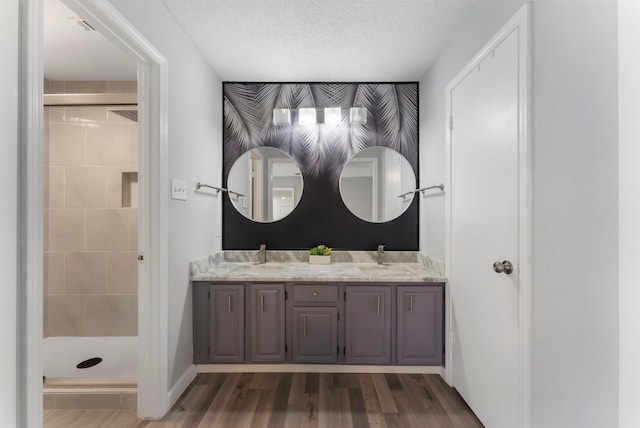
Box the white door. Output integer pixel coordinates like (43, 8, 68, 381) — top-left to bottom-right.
(448, 27, 522, 428)
(272, 187, 294, 220)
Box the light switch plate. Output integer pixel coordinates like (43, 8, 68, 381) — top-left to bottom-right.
(171, 179, 187, 201)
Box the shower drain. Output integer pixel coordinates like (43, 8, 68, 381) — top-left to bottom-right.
(77, 357, 103, 369)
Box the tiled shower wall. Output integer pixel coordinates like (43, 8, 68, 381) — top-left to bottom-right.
(44, 80, 138, 337)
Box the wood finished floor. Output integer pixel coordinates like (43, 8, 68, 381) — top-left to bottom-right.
(44, 372, 484, 428)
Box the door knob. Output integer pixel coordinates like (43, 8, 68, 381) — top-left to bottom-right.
(493, 260, 514, 274)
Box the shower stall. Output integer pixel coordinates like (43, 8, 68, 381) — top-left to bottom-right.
(42, 84, 139, 406)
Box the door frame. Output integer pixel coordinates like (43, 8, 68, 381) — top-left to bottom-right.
(251, 153, 263, 221)
(21, 0, 170, 422)
(444, 4, 531, 427)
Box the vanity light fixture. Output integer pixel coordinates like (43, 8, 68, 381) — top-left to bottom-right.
(324, 107, 342, 126)
(272, 108, 291, 125)
(298, 108, 317, 126)
(349, 107, 367, 124)
(272, 107, 367, 126)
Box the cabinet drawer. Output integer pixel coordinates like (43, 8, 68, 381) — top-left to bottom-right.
(292, 284, 339, 303)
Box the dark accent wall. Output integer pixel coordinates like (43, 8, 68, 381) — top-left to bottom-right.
(222, 82, 419, 250)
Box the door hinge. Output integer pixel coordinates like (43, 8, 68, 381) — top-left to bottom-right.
(208, 290, 210, 299)
(208, 346, 210, 355)
(337, 346, 339, 356)
(137, 253, 144, 261)
(337, 312, 339, 322)
(344, 291, 347, 301)
(285, 344, 288, 354)
(285, 290, 288, 301)
(449, 115, 454, 131)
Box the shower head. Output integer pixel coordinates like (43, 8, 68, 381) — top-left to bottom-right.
(109, 109, 138, 123)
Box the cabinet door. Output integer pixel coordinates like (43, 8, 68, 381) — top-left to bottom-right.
(397, 285, 444, 365)
(193, 282, 211, 364)
(345, 286, 391, 364)
(210, 284, 244, 363)
(292, 307, 338, 363)
(248, 284, 285, 362)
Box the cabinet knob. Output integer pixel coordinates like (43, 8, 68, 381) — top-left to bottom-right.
(312, 291, 319, 297)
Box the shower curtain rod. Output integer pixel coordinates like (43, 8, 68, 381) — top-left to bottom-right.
(43, 93, 137, 107)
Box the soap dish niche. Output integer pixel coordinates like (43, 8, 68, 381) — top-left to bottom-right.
(121, 172, 138, 208)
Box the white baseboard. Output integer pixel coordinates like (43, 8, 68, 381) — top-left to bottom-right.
(196, 364, 443, 374)
(167, 365, 197, 408)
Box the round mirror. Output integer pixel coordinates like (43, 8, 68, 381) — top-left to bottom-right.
(227, 147, 304, 223)
(339, 147, 416, 223)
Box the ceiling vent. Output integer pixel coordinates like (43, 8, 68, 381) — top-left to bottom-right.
(77, 19, 96, 32)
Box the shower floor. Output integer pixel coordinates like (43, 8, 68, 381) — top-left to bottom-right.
(43, 336, 137, 379)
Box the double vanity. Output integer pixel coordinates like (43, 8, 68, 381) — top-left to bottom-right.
(190, 250, 445, 367)
(201, 83, 437, 369)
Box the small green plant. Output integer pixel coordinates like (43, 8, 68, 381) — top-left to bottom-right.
(309, 244, 332, 256)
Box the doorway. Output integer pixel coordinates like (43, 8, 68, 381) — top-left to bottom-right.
(340, 157, 378, 222)
(22, 0, 170, 423)
(268, 157, 304, 222)
(42, 0, 140, 409)
(445, 5, 530, 428)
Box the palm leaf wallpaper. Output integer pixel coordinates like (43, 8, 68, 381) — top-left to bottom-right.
(222, 82, 419, 250)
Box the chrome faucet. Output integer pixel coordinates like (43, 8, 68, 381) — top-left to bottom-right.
(258, 244, 267, 264)
(377, 244, 385, 265)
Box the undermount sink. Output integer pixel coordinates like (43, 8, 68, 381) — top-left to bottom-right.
(358, 264, 415, 275)
(231, 264, 284, 274)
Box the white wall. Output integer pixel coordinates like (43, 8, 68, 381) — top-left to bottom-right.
(106, 0, 223, 398)
(0, 1, 19, 425)
(421, 1, 620, 426)
(618, 1, 640, 426)
(418, 0, 525, 260)
(532, 1, 618, 427)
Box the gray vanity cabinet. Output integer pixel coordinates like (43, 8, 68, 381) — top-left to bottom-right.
(290, 283, 341, 364)
(292, 307, 338, 363)
(193, 281, 244, 364)
(209, 284, 245, 363)
(247, 283, 285, 363)
(194, 280, 445, 367)
(345, 286, 392, 364)
(193, 282, 245, 364)
(192, 282, 210, 364)
(396, 285, 444, 365)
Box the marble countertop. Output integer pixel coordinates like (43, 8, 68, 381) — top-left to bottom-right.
(190, 251, 446, 283)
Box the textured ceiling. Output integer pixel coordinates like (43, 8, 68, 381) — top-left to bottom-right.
(160, 0, 476, 81)
(44, 0, 137, 81)
(43, 0, 476, 83)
